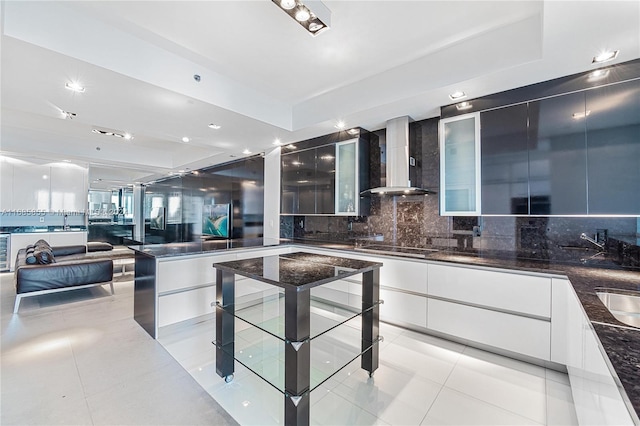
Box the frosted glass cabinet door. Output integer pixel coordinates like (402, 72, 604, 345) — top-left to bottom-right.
(439, 112, 481, 215)
(335, 139, 358, 215)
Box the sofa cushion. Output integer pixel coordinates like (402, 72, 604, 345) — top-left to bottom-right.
(33, 248, 55, 264)
(87, 242, 114, 252)
(34, 239, 50, 249)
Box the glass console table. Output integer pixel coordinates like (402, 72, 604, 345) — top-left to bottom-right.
(212, 252, 383, 426)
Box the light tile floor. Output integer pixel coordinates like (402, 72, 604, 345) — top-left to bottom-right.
(1, 272, 579, 425)
(0, 273, 237, 426)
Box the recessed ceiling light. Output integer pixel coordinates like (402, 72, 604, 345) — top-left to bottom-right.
(347, 128, 359, 136)
(286, 144, 297, 150)
(124, 133, 133, 140)
(280, 0, 296, 10)
(295, 6, 310, 21)
(592, 50, 619, 64)
(182, 137, 190, 143)
(334, 120, 346, 129)
(242, 149, 252, 155)
(588, 69, 610, 81)
(208, 123, 221, 129)
(456, 101, 473, 111)
(449, 91, 467, 100)
(273, 138, 283, 146)
(61, 110, 77, 120)
(572, 110, 591, 119)
(65, 81, 85, 93)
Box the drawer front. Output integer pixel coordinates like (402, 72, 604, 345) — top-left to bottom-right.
(158, 253, 237, 293)
(380, 288, 427, 328)
(428, 299, 550, 360)
(380, 258, 428, 294)
(428, 264, 551, 318)
(158, 286, 215, 328)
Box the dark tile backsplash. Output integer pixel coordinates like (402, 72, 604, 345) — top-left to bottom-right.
(281, 117, 640, 271)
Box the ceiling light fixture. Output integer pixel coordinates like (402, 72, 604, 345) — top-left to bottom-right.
(91, 128, 133, 140)
(272, 0, 330, 36)
(65, 81, 85, 93)
(242, 149, 252, 155)
(347, 128, 359, 136)
(208, 123, 221, 129)
(572, 110, 591, 119)
(273, 139, 283, 146)
(295, 6, 310, 21)
(456, 101, 473, 111)
(182, 137, 190, 143)
(592, 50, 619, 64)
(449, 91, 467, 100)
(61, 110, 76, 120)
(334, 120, 346, 130)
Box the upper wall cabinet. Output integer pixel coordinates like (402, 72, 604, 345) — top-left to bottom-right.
(439, 113, 481, 216)
(481, 104, 529, 214)
(335, 140, 358, 215)
(281, 134, 369, 216)
(585, 80, 640, 215)
(528, 92, 588, 215)
(281, 147, 334, 215)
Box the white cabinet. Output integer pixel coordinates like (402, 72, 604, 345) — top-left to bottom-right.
(428, 298, 551, 360)
(12, 163, 51, 211)
(47, 231, 87, 247)
(551, 278, 635, 425)
(50, 164, 87, 212)
(428, 264, 551, 318)
(379, 258, 427, 293)
(2, 158, 88, 212)
(1, 160, 13, 210)
(439, 112, 481, 215)
(380, 288, 427, 328)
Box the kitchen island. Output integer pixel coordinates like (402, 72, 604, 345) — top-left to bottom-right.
(213, 252, 382, 426)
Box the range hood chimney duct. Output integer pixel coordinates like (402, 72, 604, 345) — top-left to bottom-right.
(361, 116, 434, 196)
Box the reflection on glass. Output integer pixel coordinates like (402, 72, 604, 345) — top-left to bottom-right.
(335, 140, 357, 215)
(440, 113, 480, 215)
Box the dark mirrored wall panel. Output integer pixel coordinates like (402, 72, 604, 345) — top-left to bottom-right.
(480, 104, 529, 214)
(528, 92, 588, 215)
(586, 79, 640, 215)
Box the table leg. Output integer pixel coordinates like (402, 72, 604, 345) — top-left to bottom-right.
(361, 268, 380, 376)
(215, 269, 235, 381)
(284, 287, 311, 426)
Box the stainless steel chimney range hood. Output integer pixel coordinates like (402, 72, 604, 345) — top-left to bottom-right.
(361, 116, 435, 196)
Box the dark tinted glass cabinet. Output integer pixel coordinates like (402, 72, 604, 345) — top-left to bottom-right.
(585, 80, 640, 215)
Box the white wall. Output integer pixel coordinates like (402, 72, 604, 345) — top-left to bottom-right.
(263, 147, 281, 245)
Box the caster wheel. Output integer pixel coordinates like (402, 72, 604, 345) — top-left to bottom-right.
(225, 374, 234, 383)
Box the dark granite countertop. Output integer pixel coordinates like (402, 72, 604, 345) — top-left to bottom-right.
(214, 252, 382, 291)
(129, 238, 268, 257)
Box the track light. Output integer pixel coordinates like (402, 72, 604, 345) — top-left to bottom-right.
(272, 0, 331, 36)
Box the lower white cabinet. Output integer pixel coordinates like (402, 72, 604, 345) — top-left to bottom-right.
(380, 288, 427, 328)
(552, 279, 635, 425)
(427, 298, 551, 361)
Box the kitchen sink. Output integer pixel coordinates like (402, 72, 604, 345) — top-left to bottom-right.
(597, 292, 640, 328)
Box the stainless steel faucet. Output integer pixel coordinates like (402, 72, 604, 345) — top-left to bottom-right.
(580, 233, 605, 250)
